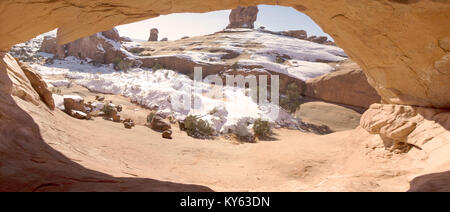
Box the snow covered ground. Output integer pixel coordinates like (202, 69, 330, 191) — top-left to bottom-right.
(13, 28, 349, 135)
(123, 29, 347, 81)
(32, 57, 300, 134)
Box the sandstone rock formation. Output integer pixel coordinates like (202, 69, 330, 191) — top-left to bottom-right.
(1, 0, 447, 108)
(17, 61, 55, 110)
(0, 0, 450, 192)
(304, 61, 381, 108)
(124, 118, 135, 129)
(40, 28, 126, 64)
(162, 130, 173, 139)
(281, 30, 308, 40)
(0, 53, 41, 106)
(148, 28, 159, 41)
(227, 6, 258, 29)
(361, 103, 450, 152)
(0, 52, 213, 192)
(150, 114, 172, 132)
(64, 96, 87, 114)
(308, 36, 328, 44)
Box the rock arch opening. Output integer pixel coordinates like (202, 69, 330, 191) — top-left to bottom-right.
(1, 0, 449, 192)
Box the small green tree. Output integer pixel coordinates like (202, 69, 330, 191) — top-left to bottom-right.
(146, 112, 156, 124)
(184, 115, 214, 138)
(113, 58, 130, 72)
(253, 118, 272, 138)
(231, 62, 239, 70)
(152, 62, 163, 71)
(102, 103, 115, 117)
(280, 83, 302, 113)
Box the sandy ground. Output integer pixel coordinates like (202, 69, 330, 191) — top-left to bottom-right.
(295, 99, 364, 132)
(21, 84, 423, 192)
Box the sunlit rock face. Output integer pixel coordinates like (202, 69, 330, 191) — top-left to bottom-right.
(0, 0, 449, 108)
(226, 6, 259, 29)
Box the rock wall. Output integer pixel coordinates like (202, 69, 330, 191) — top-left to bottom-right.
(40, 28, 126, 64)
(304, 61, 381, 108)
(1, 0, 448, 109)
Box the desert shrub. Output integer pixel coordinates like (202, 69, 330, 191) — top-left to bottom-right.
(129, 47, 145, 54)
(152, 62, 163, 71)
(280, 83, 302, 113)
(183, 115, 214, 138)
(146, 112, 156, 124)
(231, 62, 239, 70)
(51, 88, 62, 95)
(113, 58, 130, 72)
(235, 119, 255, 143)
(102, 102, 115, 117)
(139, 52, 152, 57)
(253, 118, 272, 138)
(275, 56, 286, 64)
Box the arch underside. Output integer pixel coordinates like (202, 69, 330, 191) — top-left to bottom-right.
(1, 0, 449, 108)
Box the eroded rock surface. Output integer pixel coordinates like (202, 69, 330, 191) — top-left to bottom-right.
(1, 0, 448, 108)
(361, 103, 450, 150)
(227, 6, 259, 29)
(304, 60, 381, 108)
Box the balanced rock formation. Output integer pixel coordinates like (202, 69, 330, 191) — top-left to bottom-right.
(304, 60, 381, 108)
(226, 6, 258, 29)
(148, 28, 159, 41)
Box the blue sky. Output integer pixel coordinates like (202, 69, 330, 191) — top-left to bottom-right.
(117, 5, 330, 41)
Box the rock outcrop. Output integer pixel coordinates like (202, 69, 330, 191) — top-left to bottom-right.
(281, 30, 308, 40)
(40, 28, 126, 64)
(16, 61, 55, 110)
(148, 28, 159, 41)
(1, 0, 447, 108)
(227, 6, 258, 29)
(304, 61, 381, 108)
(0, 52, 213, 191)
(361, 104, 450, 152)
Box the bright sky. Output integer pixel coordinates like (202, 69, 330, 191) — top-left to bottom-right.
(116, 5, 331, 42)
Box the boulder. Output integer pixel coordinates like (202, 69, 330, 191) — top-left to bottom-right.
(120, 36, 133, 42)
(160, 37, 168, 42)
(148, 28, 159, 41)
(304, 60, 381, 108)
(102, 28, 121, 42)
(282, 30, 307, 40)
(17, 61, 55, 110)
(162, 130, 173, 139)
(70, 110, 91, 120)
(150, 114, 171, 132)
(63, 95, 86, 114)
(124, 118, 135, 129)
(226, 6, 258, 29)
(308, 36, 328, 44)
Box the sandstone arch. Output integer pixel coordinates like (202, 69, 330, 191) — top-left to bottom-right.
(0, 0, 450, 192)
(1, 0, 449, 108)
